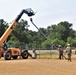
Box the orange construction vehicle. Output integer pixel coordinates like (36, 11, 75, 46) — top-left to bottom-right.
(0, 8, 35, 60)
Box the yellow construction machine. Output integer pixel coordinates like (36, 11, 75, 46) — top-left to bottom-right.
(0, 8, 35, 60)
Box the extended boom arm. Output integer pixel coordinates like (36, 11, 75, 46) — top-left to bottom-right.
(0, 8, 35, 46)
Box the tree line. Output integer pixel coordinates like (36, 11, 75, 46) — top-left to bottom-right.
(0, 19, 76, 49)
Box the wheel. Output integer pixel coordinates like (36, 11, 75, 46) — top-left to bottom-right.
(4, 50, 11, 60)
(21, 50, 28, 59)
(12, 56, 18, 59)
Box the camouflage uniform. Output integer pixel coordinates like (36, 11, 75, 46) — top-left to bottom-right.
(66, 44, 72, 62)
(58, 45, 63, 60)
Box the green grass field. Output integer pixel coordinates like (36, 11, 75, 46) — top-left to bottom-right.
(34, 50, 76, 60)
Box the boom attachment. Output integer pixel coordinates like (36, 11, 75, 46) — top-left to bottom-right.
(0, 8, 35, 46)
(15, 8, 35, 22)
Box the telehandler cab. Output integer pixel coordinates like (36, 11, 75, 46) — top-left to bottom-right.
(0, 8, 35, 60)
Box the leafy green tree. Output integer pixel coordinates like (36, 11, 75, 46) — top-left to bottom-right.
(0, 19, 8, 37)
(52, 38, 65, 47)
(66, 37, 76, 47)
(0, 18, 76, 48)
(41, 40, 51, 48)
(72, 39, 76, 47)
(57, 21, 74, 42)
(11, 19, 29, 43)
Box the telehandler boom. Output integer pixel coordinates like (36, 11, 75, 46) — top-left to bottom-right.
(0, 8, 35, 60)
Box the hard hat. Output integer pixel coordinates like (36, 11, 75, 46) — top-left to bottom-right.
(58, 45, 61, 48)
(67, 44, 70, 46)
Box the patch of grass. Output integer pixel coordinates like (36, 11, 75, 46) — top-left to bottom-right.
(37, 51, 58, 59)
(36, 50, 76, 60)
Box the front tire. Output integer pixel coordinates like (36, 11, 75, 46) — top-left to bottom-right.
(21, 50, 28, 59)
(4, 50, 11, 60)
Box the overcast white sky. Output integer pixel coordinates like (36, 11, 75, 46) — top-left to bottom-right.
(0, 0, 76, 31)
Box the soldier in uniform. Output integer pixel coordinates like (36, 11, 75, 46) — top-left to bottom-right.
(58, 45, 63, 60)
(66, 44, 72, 62)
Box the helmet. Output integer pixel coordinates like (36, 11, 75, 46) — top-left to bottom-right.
(58, 45, 61, 48)
(67, 44, 70, 47)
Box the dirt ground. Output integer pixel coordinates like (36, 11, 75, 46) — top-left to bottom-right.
(0, 58, 76, 75)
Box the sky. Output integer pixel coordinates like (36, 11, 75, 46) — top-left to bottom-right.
(0, 0, 76, 31)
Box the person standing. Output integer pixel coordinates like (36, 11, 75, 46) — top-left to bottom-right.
(58, 45, 63, 60)
(66, 44, 72, 62)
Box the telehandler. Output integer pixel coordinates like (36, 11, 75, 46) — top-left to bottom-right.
(0, 8, 35, 60)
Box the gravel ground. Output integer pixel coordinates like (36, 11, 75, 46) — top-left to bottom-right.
(0, 58, 76, 75)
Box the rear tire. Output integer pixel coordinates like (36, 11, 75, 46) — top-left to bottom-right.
(21, 50, 28, 59)
(4, 50, 11, 60)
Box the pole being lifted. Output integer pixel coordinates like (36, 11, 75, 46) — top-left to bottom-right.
(30, 18, 57, 49)
(30, 18, 51, 43)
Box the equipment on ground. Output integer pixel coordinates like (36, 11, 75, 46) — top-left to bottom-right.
(32, 49, 37, 59)
(0, 8, 35, 60)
